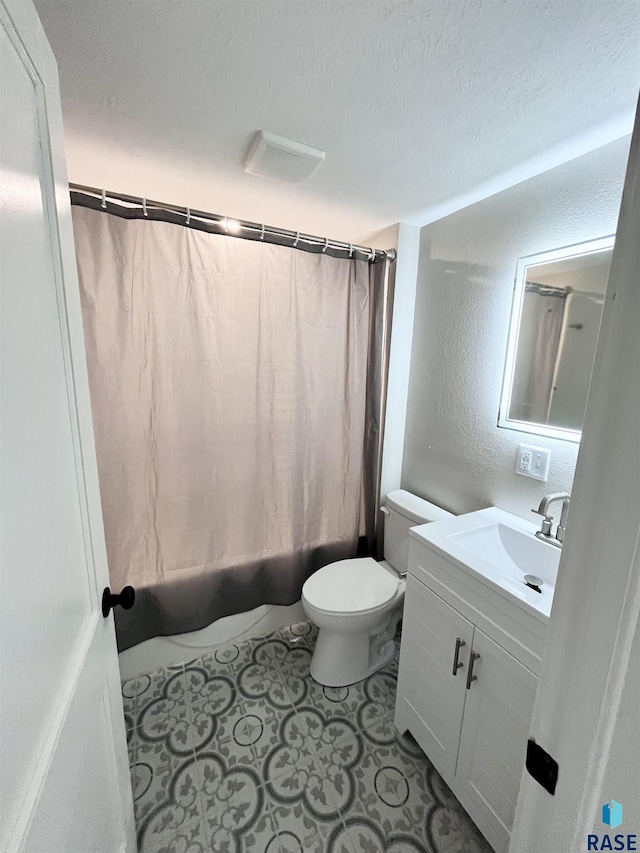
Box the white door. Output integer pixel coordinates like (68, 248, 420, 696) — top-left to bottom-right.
(0, 1, 135, 851)
(510, 106, 640, 853)
(455, 629, 538, 853)
(395, 576, 473, 780)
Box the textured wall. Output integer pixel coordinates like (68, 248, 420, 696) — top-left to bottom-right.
(402, 138, 630, 521)
(34, 1, 639, 240)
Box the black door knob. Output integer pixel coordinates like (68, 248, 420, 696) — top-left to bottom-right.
(102, 585, 136, 618)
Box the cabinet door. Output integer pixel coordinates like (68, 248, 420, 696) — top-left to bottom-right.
(455, 628, 538, 853)
(396, 575, 474, 780)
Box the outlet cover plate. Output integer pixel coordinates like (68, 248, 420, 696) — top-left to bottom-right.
(516, 444, 551, 481)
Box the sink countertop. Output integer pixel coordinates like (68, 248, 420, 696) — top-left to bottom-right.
(409, 507, 561, 621)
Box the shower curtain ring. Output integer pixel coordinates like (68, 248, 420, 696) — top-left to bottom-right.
(101, 189, 107, 210)
(349, 244, 353, 257)
(260, 224, 265, 240)
(322, 237, 329, 253)
(186, 207, 191, 225)
(370, 247, 376, 261)
(142, 197, 148, 217)
(293, 232, 300, 248)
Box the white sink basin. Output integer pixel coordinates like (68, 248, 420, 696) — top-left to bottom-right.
(449, 522, 560, 585)
(410, 507, 561, 619)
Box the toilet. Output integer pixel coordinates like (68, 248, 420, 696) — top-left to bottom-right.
(302, 489, 453, 687)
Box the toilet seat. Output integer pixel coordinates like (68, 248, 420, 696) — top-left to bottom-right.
(302, 557, 399, 615)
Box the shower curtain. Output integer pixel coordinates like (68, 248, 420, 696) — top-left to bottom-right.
(72, 204, 392, 649)
(509, 287, 566, 424)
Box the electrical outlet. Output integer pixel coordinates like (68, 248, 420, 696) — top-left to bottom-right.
(516, 444, 551, 481)
(519, 449, 532, 472)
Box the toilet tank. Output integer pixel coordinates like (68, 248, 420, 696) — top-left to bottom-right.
(383, 489, 454, 573)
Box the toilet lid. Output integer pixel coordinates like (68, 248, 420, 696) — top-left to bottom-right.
(302, 558, 398, 614)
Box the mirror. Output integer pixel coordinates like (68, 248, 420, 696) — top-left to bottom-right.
(499, 237, 614, 442)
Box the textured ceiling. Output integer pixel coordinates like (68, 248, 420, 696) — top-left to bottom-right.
(35, 0, 640, 242)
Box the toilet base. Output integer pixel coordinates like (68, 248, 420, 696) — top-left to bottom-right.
(309, 606, 402, 688)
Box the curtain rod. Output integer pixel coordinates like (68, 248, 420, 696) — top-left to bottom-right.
(525, 281, 569, 298)
(69, 183, 396, 263)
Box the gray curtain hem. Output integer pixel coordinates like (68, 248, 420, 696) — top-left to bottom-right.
(115, 540, 356, 651)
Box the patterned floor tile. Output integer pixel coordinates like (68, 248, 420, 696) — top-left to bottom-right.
(305, 721, 364, 816)
(195, 757, 276, 851)
(196, 639, 257, 680)
(125, 620, 494, 853)
(278, 648, 398, 736)
(341, 814, 432, 852)
(140, 817, 206, 853)
(260, 708, 318, 788)
(293, 707, 362, 761)
(340, 668, 398, 733)
(134, 754, 202, 850)
(190, 685, 284, 773)
(440, 824, 495, 853)
(276, 644, 316, 706)
(122, 665, 189, 733)
(265, 768, 342, 853)
(183, 662, 246, 754)
(274, 620, 319, 649)
(429, 772, 494, 853)
(346, 734, 436, 849)
(323, 821, 359, 853)
(235, 643, 295, 713)
(238, 696, 290, 765)
(128, 729, 196, 825)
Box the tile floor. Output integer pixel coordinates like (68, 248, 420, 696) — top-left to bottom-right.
(122, 621, 493, 853)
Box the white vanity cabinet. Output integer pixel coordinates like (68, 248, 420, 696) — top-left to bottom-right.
(395, 539, 545, 853)
(399, 577, 474, 781)
(454, 626, 537, 844)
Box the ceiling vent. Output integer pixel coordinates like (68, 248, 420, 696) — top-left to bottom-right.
(244, 131, 325, 183)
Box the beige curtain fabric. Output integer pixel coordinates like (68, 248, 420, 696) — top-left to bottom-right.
(509, 290, 565, 424)
(72, 205, 376, 649)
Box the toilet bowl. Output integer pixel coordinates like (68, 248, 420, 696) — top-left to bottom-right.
(302, 558, 405, 687)
(302, 490, 453, 687)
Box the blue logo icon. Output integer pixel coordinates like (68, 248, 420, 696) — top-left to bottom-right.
(588, 800, 634, 849)
(602, 800, 623, 830)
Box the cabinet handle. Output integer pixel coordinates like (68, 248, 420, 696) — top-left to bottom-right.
(466, 651, 480, 689)
(452, 638, 466, 675)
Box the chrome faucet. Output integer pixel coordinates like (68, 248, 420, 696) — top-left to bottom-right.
(532, 493, 571, 548)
